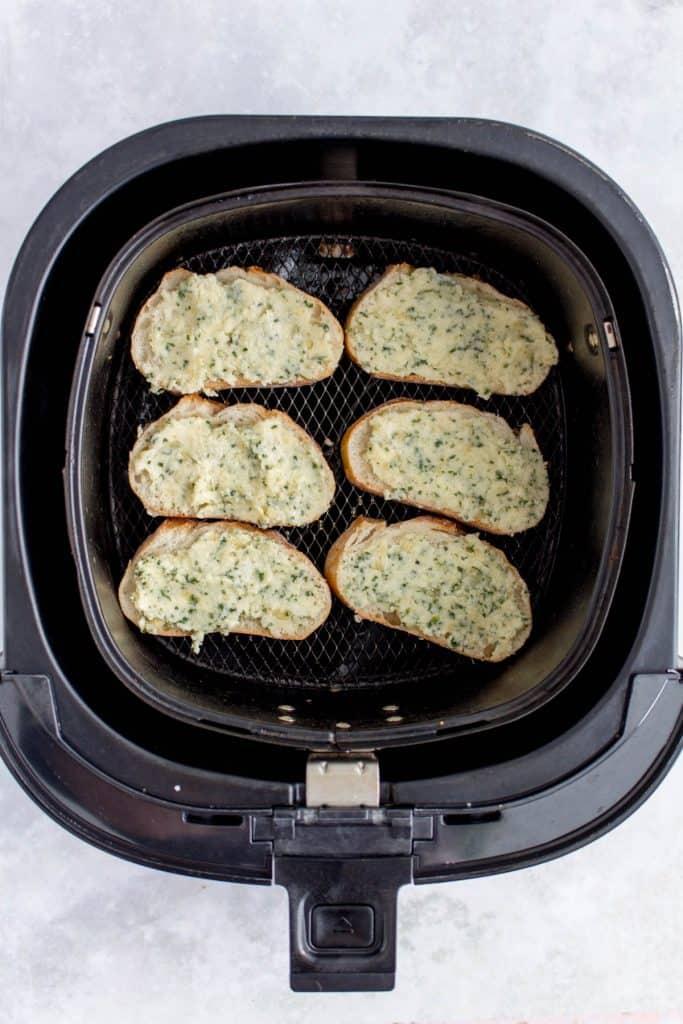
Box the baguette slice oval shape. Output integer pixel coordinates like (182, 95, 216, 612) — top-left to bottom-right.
(345, 264, 558, 397)
(342, 399, 548, 534)
(132, 267, 343, 394)
(129, 395, 335, 527)
(325, 516, 532, 662)
(119, 519, 332, 650)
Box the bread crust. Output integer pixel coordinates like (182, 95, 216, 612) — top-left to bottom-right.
(344, 263, 557, 396)
(341, 398, 546, 535)
(128, 394, 335, 524)
(131, 266, 343, 392)
(324, 515, 531, 661)
(119, 518, 332, 641)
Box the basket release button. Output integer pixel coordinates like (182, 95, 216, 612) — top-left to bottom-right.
(310, 904, 375, 950)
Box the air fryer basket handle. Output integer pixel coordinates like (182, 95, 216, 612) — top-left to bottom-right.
(274, 856, 412, 992)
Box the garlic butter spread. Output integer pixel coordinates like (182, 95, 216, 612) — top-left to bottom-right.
(132, 412, 331, 526)
(349, 267, 558, 397)
(136, 272, 338, 392)
(365, 405, 548, 533)
(338, 527, 530, 660)
(131, 525, 328, 650)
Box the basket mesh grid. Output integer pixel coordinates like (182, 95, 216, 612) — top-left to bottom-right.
(107, 234, 566, 690)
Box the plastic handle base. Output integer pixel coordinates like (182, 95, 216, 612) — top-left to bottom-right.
(274, 856, 413, 992)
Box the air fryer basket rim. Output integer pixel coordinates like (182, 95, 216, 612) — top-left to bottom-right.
(65, 180, 634, 747)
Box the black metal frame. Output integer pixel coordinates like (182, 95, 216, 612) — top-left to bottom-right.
(2, 117, 680, 992)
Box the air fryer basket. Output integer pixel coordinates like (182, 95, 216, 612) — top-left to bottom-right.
(5, 117, 679, 995)
(66, 183, 633, 745)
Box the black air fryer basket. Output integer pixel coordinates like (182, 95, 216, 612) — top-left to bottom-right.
(2, 118, 681, 992)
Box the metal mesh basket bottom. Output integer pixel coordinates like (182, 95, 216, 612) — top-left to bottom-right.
(107, 234, 566, 691)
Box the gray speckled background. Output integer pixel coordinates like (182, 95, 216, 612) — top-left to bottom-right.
(1, 1, 682, 1021)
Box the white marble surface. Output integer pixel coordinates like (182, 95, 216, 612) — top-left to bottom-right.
(1, 1, 683, 1021)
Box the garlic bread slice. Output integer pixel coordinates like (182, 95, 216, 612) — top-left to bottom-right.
(120, 519, 332, 650)
(129, 395, 335, 527)
(342, 399, 548, 534)
(345, 264, 558, 397)
(132, 267, 343, 393)
(325, 515, 531, 661)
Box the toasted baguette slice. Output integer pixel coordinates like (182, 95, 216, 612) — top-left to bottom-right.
(131, 267, 343, 394)
(342, 399, 548, 534)
(325, 516, 531, 661)
(129, 395, 335, 527)
(345, 264, 558, 397)
(120, 519, 332, 649)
